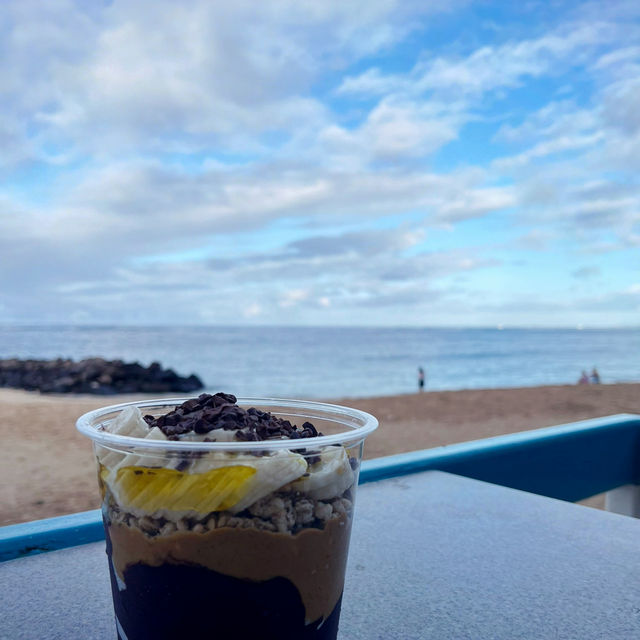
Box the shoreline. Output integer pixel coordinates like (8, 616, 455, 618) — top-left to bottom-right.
(3, 377, 637, 402)
(2, 383, 639, 526)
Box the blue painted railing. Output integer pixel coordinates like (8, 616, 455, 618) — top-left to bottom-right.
(0, 509, 104, 563)
(360, 414, 640, 502)
(2, 414, 639, 563)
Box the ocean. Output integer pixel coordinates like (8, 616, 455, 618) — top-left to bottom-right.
(0, 326, 638, 399)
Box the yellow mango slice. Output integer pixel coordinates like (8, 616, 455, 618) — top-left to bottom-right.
(114, 465, 257, 514)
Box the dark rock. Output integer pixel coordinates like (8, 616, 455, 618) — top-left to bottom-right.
(0, 358, 205, 395)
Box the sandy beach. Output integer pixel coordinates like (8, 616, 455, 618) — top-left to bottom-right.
(1, 383, 639, 526)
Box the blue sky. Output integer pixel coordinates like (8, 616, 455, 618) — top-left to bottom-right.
(1, 0, 639, 327)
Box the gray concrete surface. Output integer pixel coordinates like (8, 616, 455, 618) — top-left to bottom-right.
(2, 470, 639, 639)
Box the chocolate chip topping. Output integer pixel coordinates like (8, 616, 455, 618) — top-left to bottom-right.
(144, 393, 324, 441)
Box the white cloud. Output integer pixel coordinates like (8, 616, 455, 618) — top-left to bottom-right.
(493, 132, 606, 171)
(486, 33, 640, 254)
(279, 289, 309, 308)
(320, 99, 460, 162)
(1, 0, 462, 163)
(335, 68, 403, 96)
(243, 303, 263, 319)
(337, 21, 616, 101)
(1, 0, 639, 326)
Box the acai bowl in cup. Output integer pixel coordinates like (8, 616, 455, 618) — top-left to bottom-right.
(76, 392, 378, 640)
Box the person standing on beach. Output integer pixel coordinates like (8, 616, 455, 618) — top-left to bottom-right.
(590, 367, 601, 384)
(578, 370, 589, 385)
(418, 367, 425, 392)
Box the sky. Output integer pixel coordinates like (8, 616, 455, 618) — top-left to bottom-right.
(1, 0, 639, 327)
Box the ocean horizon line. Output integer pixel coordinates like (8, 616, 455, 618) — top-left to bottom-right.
(1, 323, 639, 332)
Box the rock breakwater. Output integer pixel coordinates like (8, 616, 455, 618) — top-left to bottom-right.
(0, 357, 204, 394)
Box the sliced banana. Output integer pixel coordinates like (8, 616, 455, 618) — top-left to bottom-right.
(189, 449, 309, 513)
(178, 428, 238, 443)
(109, 405, 149, 437)
(104, 449, 307, 517)
(226, 450, 308, 513)
(288, 446, 354, 500)
(111, 427, 168, 471)
(98, 406, 151, 467)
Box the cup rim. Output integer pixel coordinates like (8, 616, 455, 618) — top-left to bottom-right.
(76, 396, 378, 452)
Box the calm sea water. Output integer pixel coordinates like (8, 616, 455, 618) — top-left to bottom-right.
(0, 326, 638, 399)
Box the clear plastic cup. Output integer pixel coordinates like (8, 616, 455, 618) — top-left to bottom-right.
(77, 396, 377, 640)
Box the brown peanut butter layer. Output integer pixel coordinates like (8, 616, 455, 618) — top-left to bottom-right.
(108, 514, 351, 624)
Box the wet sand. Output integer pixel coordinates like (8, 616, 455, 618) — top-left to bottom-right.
(1, 383, 639, 526)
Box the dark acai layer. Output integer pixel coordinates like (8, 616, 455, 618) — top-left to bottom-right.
(110, 562, 342, 640)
